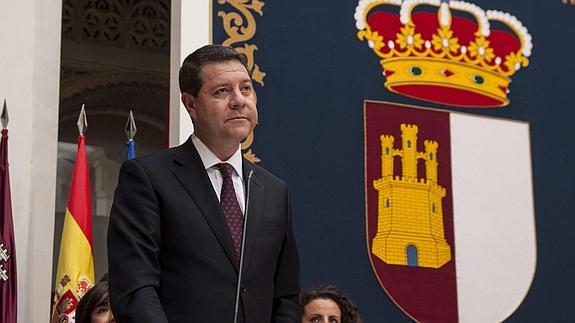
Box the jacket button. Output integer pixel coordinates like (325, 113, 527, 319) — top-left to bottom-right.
(241, 285, 247, 293)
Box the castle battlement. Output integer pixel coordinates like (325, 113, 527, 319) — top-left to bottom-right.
(374, 176, 446, 197)
(374, 175, 446, 188)
(400, 124, 418, 131)
(378, 123, 441, 183)
(424, 140, 438, 149)
(400, 124, 419, 138)
(380, 134, 394, 142)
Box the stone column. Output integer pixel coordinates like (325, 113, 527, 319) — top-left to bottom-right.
(169, 1, 212, 146)
(0, 0, 62, 321)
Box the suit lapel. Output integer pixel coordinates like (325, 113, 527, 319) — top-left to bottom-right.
(242, 161, 264, 275)
(172, 139, 239, 271)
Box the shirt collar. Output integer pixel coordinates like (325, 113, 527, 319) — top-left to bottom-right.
(191, 133, 243, 177)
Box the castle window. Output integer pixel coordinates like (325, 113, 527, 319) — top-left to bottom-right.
(432, 203, 436, 213)
(385, 147, 390, 155)
(386, 199, 390, 207)
(407, 245, 418, 267)
(407, 140, 411, 148)
(429, 152, 434, 160)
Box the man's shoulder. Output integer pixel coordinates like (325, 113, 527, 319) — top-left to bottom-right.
(123, 144, 184, 171)
(140, 146, 178, 162)
(245, 161, 288, 188)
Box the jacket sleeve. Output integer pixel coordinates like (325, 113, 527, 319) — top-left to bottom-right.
(107, 159, 168, 323)
(272, 187, 303, 322)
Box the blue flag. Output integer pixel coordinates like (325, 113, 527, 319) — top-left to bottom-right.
(126, 139, 136, 160)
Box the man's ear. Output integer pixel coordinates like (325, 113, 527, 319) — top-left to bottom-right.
(181, 92, 197, 119)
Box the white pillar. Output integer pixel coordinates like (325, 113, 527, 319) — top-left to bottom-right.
(169, 0, 212, 146)
(0, 1, 61, 321)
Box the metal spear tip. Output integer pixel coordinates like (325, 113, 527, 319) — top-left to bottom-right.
(125, 110, 137, 140)
(1, 99, 8, 128)
(77, 104, 88, 135)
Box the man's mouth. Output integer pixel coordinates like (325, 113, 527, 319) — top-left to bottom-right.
(227, 116, 247, 121)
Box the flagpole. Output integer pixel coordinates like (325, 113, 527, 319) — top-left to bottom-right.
(125, 110, 137, 160)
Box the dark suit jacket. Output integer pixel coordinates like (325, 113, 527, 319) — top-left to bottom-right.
(107, 138, 301, 322)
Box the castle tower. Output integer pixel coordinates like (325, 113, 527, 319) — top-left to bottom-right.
(424, 140, 439, 182)
(400, 124, 418, 179)
(372, 124, 451, 269)
(380, 135, 394, 177)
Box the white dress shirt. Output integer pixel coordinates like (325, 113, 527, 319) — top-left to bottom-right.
(191, 134, 245, 214)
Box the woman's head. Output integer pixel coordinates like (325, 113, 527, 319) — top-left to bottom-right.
(75, 281, 114, 323)
(300, 285, 362, 323)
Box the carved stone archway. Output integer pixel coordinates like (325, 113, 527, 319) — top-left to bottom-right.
(54, 0, 171, 283)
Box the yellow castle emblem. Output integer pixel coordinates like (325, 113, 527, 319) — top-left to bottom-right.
(372, 124, 451, 269)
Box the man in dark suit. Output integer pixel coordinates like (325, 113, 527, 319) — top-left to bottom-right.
(107, 45, 301, 322)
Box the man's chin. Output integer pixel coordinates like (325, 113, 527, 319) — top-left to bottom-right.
(227, 129, 253, 144)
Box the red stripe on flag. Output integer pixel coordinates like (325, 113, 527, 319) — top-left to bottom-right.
(66, 135, 93, 247)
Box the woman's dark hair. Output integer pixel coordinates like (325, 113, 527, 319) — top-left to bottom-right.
(300, 284, 363, 323)
(75, 281, 110, 323)
(178, 44, 250, 97)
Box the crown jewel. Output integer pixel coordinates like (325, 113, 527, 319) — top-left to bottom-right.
(355, 0, 533, 107)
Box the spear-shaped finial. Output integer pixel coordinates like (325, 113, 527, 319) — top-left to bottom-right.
(1, 99, 9, 129)
(77, 104, 88, 135)
(125, 110, 137, 140)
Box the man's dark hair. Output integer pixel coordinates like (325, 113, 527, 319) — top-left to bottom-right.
(179, 45, 250, 97)
(300, 284, 363, 323)
(75, 281, 111, 323)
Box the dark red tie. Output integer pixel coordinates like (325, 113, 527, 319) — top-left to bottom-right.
(215, 163, 244, 258)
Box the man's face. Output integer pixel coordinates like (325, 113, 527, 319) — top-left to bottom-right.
(182, 60, 258, 149)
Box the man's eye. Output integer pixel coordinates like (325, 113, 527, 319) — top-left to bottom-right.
(241, 85, 252, 93)
(215, 88, 228, 95)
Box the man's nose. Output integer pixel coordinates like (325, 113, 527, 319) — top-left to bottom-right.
(229, 87, 246, 109)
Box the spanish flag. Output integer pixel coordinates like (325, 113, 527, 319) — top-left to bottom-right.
(52, 133, 94, 322)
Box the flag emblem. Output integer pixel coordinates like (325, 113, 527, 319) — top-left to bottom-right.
(0, 243, 10, 282)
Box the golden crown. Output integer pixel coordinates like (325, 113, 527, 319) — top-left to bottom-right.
(355, 0, 533, 107)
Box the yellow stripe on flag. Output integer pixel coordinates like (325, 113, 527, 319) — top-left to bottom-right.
(52, 208, 94, 317)
(55, 207, 94, 290)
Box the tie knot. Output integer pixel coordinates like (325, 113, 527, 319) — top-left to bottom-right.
(216, 163, 235, 179)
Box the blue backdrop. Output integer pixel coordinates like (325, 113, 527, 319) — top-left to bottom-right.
(213, 1, 575, 321)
